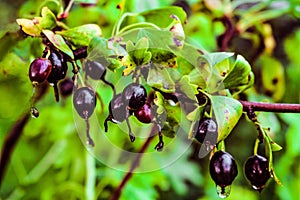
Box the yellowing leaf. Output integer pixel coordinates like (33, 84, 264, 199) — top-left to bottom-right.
(57, 24, 102, 46)
(42, 30, 74, 59)
(16, 18, 41, 36)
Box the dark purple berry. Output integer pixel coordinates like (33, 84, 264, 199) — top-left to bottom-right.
(59, 78, 74, 98)
(85, 59, 107, 80)
(210, 151, 238, 187)
(29, 58, 52, 84)
(122, 83, 147, 110)
(104, 94, 134, 142)
(47, 49, 68, 83)
(84, 59, 116, 95)
(108, 94, 129, 124)
(244, 155, 270, 192)
(193, 118, 218, 145)
(73, 87, 96, 119)
(134, 103, 154, 123)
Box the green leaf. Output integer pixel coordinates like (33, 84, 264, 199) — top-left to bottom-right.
(57, 24, 102, 46)
(188, 69, 207, 89)
(153, 91, 165, 115)
(161, 116, 178, 138)
(139, 6, 187, 28)
(210, 95, 243, 142)
(87, 37, 124, 59)
(147, 63, 175, 93)
(260, 54, 285, 101)
(271, 141, 283, 152)
(16, 18, 41, 37)
(127, 37, 152, 66)
(194, 52, 234, 92)
(201, 52, 234, 68)
(177, 75, 198, 102)
(42, 30, 74, 59)
(38, 7, 57, 30)
(122, 28, 174, 51)
(223, 54, 253, 89)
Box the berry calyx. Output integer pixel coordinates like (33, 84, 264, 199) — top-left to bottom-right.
(73, 87, 96, 119)
(134, 103, 154, 124)
(122, 83, 147, 110)
(193, 118, 218, 145)
(29, 58, 52, 85)
(244, 155, 270, 192)
(210, 151, 238, 198)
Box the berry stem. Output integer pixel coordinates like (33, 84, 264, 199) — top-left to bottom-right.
(112, 12, 139, 36)
(253, 138, 260, 155)
(126, 118, 135, 142)
(53, 82, 59, 102)
(85, 118, 94, 147)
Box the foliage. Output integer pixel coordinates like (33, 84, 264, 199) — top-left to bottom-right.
(1, 0, 300, 200)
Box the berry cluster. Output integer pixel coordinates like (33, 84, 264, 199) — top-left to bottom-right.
(209, 150, 271, 198)
(29, 47, 69, 102)
(104, 83, 164, 151)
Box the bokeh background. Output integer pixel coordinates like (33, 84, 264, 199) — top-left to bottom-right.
(1, 0, 300, 199)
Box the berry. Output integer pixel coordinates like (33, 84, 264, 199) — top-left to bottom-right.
(84, 59, 116, 95)
(122, 83, 147, 110)
(47, 49, 68, 83)
(59, 78, 74, 98)
(193, 118, 218, 145)
(73, 87, 96, 119)
(85, 59, 107, 80)
(108, 94, 129, 124)
(210, 151, 238, 187)
(104, 93, 135, 142)
(134, 103, 154, 124)
(29, 58, 52, 84)
(244, 155, 270, 191)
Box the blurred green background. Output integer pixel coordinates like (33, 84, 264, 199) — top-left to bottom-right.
(1, 0, 300, 199)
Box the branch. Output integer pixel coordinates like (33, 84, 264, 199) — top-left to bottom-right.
(239, 100, 300, 113)
(0, 84, 48, 185)
(0, 113, 30, 184)
(109, 129, 156, 200)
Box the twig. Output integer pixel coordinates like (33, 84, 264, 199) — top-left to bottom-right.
(109, 128, 156, 200)
(0, 84, 48, 185)
(0, 114, 30, 184)
(239, 100, 300, 113)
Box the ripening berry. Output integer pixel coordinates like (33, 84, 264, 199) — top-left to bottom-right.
(29, 58, 52, 84)
(244, 155, 270, 192)
(47, 49, 68, 83)
(73, 87, 96, 119)
(134, 103, 154, 123)
(193, 118, 218, 145)
(122, 83, 147, 110)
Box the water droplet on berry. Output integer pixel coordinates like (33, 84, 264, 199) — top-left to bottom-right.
(31, 107, 39, 118)
(216, 185, 231, 199)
